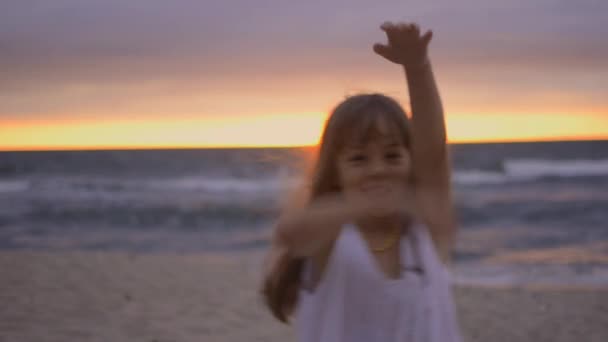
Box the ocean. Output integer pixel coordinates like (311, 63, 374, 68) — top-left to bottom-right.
(1, 140, 607, 287)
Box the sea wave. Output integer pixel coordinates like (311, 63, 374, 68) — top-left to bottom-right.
(145, 176, 299, 193)
(14, 175, 300, 198)
(453, 171, 507, 185)
(7, 159, 608, 195)
(452, 263, 608, 287)
(454, 158, 608, 186)
(504, 158, 608, 178)
(18, 199, 278, 231)
(0, 180, 30, 193)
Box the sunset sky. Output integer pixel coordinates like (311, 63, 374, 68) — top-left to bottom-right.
(1, 0, 607, 150)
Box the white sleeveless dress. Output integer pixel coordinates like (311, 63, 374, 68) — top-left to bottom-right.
(295, 223, 462, 342)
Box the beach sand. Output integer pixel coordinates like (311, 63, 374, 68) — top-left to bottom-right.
(1, 251, 607, 342)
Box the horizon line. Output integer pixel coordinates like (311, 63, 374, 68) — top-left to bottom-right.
(2, 136, 608, 152)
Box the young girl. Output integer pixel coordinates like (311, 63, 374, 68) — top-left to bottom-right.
(262, 22, 461, 342)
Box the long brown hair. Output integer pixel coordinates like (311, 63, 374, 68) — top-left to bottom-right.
(261, 93, 412, 323)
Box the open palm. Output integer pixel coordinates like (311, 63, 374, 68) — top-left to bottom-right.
(373, 22, 432, 67)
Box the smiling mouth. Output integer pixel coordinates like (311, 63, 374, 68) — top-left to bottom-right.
(361, 182, 391, 193)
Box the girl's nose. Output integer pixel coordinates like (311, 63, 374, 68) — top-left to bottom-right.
(368, 158, 387, 176)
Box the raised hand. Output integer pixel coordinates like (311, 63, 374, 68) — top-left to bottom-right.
(373, 22, 433, 68)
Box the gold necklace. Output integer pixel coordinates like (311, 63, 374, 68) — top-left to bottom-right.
(370, 227, 402, 253)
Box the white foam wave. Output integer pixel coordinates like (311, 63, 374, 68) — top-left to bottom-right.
(452, 264, 608, 287)
(453, 171, 508, 185)
(0, 180, 30, 193)
(454, 159, 608, 186)
(504, 158, 608, 178)
(147, 176, 300, 193)
(4, 175, 302, 199)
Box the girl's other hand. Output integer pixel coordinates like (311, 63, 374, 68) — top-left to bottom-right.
(349, 187, 416, 220)
(373, 22, 432, 68)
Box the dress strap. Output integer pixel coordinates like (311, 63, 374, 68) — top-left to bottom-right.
(402, 228, 425, 276)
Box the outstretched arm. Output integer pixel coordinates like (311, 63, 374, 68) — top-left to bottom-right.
(374, 22, 455, 263)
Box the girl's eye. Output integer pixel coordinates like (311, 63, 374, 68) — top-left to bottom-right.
(348, 154, 367, 163)
(385, 152, 401, 160)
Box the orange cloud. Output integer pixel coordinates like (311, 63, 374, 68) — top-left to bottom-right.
(446, 110, 608, 143)
(2, 108, 607, 151)
(0, 113, 327, 150)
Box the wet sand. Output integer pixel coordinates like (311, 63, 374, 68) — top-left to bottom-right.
(1, 251, 607, 342)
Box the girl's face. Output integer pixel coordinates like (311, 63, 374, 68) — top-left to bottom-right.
(336, 119, 412, 203)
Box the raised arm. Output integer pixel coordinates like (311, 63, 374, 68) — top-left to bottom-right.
(373, 22, 455, 262)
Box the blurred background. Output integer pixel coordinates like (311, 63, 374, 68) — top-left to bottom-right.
(1, 1, 607, 341)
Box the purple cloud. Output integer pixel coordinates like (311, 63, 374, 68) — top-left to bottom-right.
(1, 0, 606, 117)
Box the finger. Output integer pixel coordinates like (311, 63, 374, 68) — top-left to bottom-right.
(421, 30, 433, 46)
(382, 25, 400, 44)
(412, 23, 420, 37)
(380, 21, 394, 32)
(397, 22, 409, 31)
(373, 43, 391, 58)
